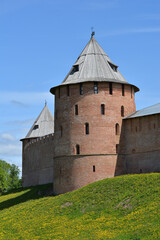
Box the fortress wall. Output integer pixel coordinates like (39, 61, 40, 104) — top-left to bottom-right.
(121, 114, 160, 174)
(53, 82, 136, 194)
(22, 134, 54, 187)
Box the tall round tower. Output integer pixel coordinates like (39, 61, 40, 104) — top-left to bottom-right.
(50, 34, 139, 194)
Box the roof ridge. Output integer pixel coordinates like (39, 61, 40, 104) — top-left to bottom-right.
(92, 37, 99, 78)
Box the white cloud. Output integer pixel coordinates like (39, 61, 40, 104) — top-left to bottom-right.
(11, 100, 29, 108)
(0, 132, 21, 158)
(0, 91, 53, 105)
(0, 143, 21, 156)
(6, 119, 34, 127)
(1, 133, 16, 141)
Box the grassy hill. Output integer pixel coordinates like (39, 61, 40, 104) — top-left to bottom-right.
(0, 173, 160, 240)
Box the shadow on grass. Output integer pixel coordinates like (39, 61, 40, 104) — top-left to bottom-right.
(0, 183, 54, 211)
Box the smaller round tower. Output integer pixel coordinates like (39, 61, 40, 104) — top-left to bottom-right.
(21, 103, 54, 187)
(50, 33, 139, 194)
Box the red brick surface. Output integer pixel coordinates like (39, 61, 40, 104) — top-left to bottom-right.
(53, 82, 136, 194)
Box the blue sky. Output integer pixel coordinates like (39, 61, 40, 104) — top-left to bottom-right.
(0, 0, 160, 175)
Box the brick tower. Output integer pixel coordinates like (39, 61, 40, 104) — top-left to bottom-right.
(21, 103, 54, 187)
(50, 33, 139, 194)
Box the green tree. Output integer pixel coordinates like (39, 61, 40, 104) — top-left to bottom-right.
(0, 167, 7, 194)
(0, 160, 21, 194)
(9, 164, 21, 189)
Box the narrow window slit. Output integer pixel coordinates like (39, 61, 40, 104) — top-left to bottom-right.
(115, 123, 120, 135)
(122, 84, 125, 96)
(101, 104, 105, 115)
(85, 123, 89, 135)
(76, 145, 80, 155)
(109, 83, 112, 95)
(121, 106, 124, 117)
(80, 83, 83, 95)
(75, 105, 78, 115)
(94, 82, 98, 94)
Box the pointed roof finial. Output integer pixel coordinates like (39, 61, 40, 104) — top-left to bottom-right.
(91, 27, 95, 38)
(45, 100, 47, 106)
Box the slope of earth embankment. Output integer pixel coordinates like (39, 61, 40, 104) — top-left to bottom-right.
(0, 173, 160, 239)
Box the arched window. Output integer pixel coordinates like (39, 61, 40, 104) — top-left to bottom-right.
(76, 144, 80, 155)
(101, 104, 105, 115)
(115, 123, 120, 135)
(85, 123, 89, 135)
(121, 106, 124, 117)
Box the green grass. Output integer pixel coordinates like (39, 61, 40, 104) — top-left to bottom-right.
(0, 173, 160, 240)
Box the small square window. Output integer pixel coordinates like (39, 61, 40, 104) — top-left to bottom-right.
(33, 125, 39, 130)
(70, 65, 79, 75)
(108, 62, 117, 72)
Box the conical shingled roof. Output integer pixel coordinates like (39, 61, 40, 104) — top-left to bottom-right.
(21, 104, 54, 140)
(50, 34, 139, 93)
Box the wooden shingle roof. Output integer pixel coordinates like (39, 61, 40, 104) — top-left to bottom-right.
(50, 35, 139, 94)
(21, 104, 54, 140)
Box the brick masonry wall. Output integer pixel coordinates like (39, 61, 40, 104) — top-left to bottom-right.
(53, 82, 137, 194)
(53, 155, 118, 195)
(22, 134, 54, 187)
(118, 114, 160, 174)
